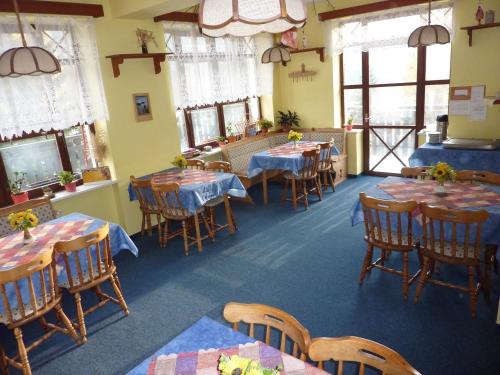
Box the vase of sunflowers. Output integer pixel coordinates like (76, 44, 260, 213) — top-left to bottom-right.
(8, 209, 39, 245)
(288, 129, 303, 149)
(218, 354, 281, 375)
(171, 155, 188, 177)
(428, 162, 456, 195)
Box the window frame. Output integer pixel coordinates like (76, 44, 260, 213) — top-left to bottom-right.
(180, 96, 262, 149)
(0, 124, 95, 207)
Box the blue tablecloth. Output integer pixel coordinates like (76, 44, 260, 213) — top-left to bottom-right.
(409, 143, 500, 173)
(247, 142, 340, 178)
(0, 213, 138, 315)
(127, 316, 255, 375)
(351, 177, 500, 246)
(128, 169, 247, 214)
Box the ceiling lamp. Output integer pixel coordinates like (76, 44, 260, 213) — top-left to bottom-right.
(199, 0, 307, 37)
(0, 0, 61, 78)
(408, 0, 450, 47)
(261, 45, 291, 64)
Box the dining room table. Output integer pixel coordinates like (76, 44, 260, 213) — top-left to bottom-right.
(247, 141, 340, 204)
(0, 212, 138, 315)
(127, 316, 328, 375)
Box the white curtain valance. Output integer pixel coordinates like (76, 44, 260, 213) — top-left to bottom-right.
(164, 22, 273, 109)
(323, 2, 454, 56)
(0, 15, 109, 139)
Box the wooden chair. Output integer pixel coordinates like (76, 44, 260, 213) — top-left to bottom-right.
(186, 159, 205, 170)
(414, 203, 490, 317)
(308, 336, 421, 375)
(223, 302, 310, 360)
(359, 193, 421, 300)
(152, 181, 213, 255)
(0, 250, 80, 375)
(53, 224, 129, 343)
(0, 197, 57, 238)
(455, 170, 500, 185)
(282, 149, 322, 210)
(317, 142, 336, 192)
(130, 176, 162, 241)
(400, 166, 432, 180)
(203, 161, 237, 234)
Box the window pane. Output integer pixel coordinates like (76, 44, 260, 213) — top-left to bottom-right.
(191, 107, 220, 145)
(343, 89, 363, 125)
(370, 128, 415, 173)
(369, 45, 417, 84)
(249, 97, 260, 121)
(342, 47, 362, 85)
(176, 110, 190, 151)
(223, 103, 246, 134)
(369, 86, 417, 126)
(426, 43, 451, 81)
(0, 135, 62, 188)
(64, 127, 93, 173)
(425, 84, 449, 129)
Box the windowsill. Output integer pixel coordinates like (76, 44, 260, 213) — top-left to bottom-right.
(51, 180, 117, 203)
(198, 147, 222, 158)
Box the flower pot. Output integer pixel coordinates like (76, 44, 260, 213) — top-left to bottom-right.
(345, 125, 353, 131)
(261, 128, 269, 134)
(228, 135, 237, 143)
(11, 192, 29, 205)
(64, 181, 77, 192)
(281, 123, 292, 133)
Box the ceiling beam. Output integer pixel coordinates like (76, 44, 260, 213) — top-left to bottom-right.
(0, 0, 104, 18)
(154, 11, 198, 23)
(318, 0, 440, 21)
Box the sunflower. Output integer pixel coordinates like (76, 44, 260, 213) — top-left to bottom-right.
(26, 213, 38, 227)
(219, 355, 251, 375)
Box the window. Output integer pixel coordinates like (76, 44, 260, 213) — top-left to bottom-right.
(0, 125, 95, 207)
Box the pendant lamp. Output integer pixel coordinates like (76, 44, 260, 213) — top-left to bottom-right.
(408, 0, 450, 47)
(261, 45, 291, 64)
(199, 0, 307, 37)
(0, 0, 61, 78)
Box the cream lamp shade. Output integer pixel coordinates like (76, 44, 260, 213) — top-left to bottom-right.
(261, 46, 291, 64)
(408, 0, 450, 47)
(199, 0, 307, 37)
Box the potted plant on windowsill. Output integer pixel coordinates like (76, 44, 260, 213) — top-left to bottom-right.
(277, 110, 300, 133)
(9, 171, 29, 204)
(258, 119, 273, 134)
(217, 136, 227, 147)
(59, 171, 77, 192)
(345, 115, 354, 131)
(227, 124, 237, 143)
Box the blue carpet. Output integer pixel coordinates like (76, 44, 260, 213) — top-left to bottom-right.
(1, 175, 499, 375)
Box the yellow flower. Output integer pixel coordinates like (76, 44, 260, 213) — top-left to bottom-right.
(219, 355, 251, 375)
(26, 213, 38, 227)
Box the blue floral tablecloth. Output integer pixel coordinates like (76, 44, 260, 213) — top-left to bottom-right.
(409, 143, 500, 173)
(247, 141, 340, 178)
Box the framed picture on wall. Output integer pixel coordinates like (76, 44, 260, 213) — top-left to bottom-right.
(133, 93, 153, 122)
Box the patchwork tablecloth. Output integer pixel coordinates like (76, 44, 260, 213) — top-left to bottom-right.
(247, 141, 340, 178)
(128, 168, 246, 214)
(146, 341, 326, 375)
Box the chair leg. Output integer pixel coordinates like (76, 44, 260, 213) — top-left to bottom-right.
(302, 180, 309, 210)
(110, 274, 130, 316)
(359, 244, 374, 285)
(181, 220, 189, 256)
(468, 266, 477, 318)
(328, 169, 336, 192)
(0, 345, 9, 375)
(13, 328, 30, 375)
(281, 179, 289, 201)
(291, 178, 297, 209)
(402, 252, 409, 301)
(54, 304, 81, 344)
(156, 214, 162, 244)
(414, 257, 430, 303)
(209, 207, 216, 233)
(193, 214, 203, 253)
(74, 292, 87, 344)
(140, 213, 146, 237)
(201, 212, 214, 240)
(315, 177, 323, 201)
(146, 214, 152, 236)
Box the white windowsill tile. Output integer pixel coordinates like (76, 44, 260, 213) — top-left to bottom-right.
(51, 180, 117, 203)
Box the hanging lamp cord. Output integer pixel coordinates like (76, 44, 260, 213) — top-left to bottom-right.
(12, 0, 27, 47)
(427, 0, 432, 25)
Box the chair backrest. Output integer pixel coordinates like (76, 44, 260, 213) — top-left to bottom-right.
(455, 170, 500, 185)
(400, 166, 432, 180)
(360, 193, 417, 249)
(205, 161, 232, 173)
(151, 181, 189, 219)
(318, 142, 333, 170)
(54, 223, 114, 290)
(0, 197, 57, 238)
(419, 202, 489, 262)
(308, 336, 421, 375)
(301, 149, 320, 179)
(186, 159, 205, 170)
(130, 176, 158, 212)
(223, 302, 311, 360)
(0, 250, 59, 325)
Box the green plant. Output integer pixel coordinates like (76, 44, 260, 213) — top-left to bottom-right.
(58, 170, 75, 185)
(277, 110, 300, 127)
(347, 116, 353, 125)
(259, 119, 274, 129)
(217, 136, 226, 142)
(226, 124, 235, 137)
(8, 171, 27, 194)
(171, 155, 188, 169)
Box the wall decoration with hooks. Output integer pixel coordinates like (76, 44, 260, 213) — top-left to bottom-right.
(288, 64, 317, 83)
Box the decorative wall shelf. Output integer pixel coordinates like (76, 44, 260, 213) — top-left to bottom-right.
(289, 64, 317, 83)
(105, 53, 170, 78)
(282, 47, 325, 66)
(460, 22, 500, 46)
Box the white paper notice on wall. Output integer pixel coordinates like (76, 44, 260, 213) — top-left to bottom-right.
(449, 100, 470, 116)
(470, 85, 487, 121)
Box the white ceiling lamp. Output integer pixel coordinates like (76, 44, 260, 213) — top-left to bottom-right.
(0, 0, 61, 78)
(261, 45, 291, 64)
(199, 0, 307, 38)
(408, 0, 450, 47)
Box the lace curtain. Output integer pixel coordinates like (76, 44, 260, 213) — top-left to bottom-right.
(0, 15, 108, 139)
(163, 22, 273, 109)
(323, 2, 454, 56)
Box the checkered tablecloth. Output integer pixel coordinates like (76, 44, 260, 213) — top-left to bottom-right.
(146, 341, 327, 375)
(0, 220, 93, 271)
(267, 141, 319, 156)
(152, 169, 218, 186)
